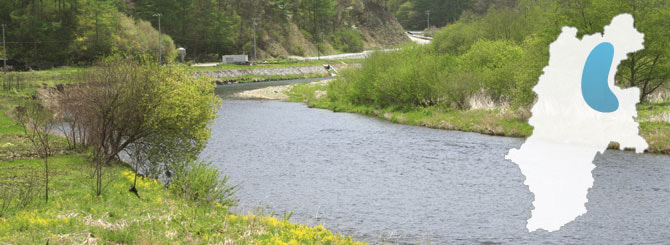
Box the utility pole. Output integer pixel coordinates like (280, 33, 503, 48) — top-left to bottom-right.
(314, 0, 319, 60)
(2, 24, 6, 73)
(252, 18, 258, 61)
(425, 10, 431, 32)
(153, 13, 162, 66)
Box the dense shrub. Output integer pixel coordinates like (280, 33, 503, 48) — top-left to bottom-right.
(456, 40, 525, 103)
(170, 161, 238, 206)
(328, 41, 533, 110)
(330, 45, 448, 108)
(330, 29, 365, 53)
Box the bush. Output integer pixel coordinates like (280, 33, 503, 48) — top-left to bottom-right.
(456, 39, 524, 103)
(328, 33, 540, 110)
(116, 14, 178, 63)
(330, 29, 365, 53)
(170, 161, 238, 206)
(328, 45, 446, 107)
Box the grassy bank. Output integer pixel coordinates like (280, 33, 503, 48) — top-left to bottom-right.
(0, 155, 362, 244)
(288, 82, 670, 154)
(0, 72, 364, 244)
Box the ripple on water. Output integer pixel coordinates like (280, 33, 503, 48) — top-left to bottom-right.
(202, 98, 670, 244)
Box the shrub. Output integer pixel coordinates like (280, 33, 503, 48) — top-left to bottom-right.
(456, 39, 525, 103)
(328, 45, 448, 108)
(330, 29, 365, 53)
(116, 14, 178, 63)
(170, 161, 238, 206)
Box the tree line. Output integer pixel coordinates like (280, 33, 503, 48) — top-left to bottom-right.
(0, 0, 394, 68)
(386, 0, 515, 30)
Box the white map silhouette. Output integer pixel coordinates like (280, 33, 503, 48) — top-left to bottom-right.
(506, 14, 648, 232)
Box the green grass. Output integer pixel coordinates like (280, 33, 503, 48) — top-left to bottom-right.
(634, 102, 670, 153)
(288, 82, 670, 154)
(0, 155, 363, 244)
(0, 88, 72, 161)
(0, 107, 36, 161)
(0, 109, 23, 136)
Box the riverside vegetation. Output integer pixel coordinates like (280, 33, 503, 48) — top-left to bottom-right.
(288, 0, 670, 154)
(0, 60, 362, 244)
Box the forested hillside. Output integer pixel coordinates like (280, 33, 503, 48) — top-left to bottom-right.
(387, 0, 514, 30)
(0, 0, 408, 69)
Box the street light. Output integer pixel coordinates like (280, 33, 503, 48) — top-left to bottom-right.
(153, 13, 162, 66)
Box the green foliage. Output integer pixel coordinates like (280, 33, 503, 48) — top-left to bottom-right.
(2, 0, 404, 64)
(1, 0, 178, 67)
(329, 45, 448, 108)
(115, 15, 177, 63)
(328, 40, 534, 109)
(334, 0, 670, 110)
(457, 40, 525, 103)
(170, 161, 238, 206)
(330, 28, 365, 53)
(68, 58, 219, 195)
(0, 156, 361, 244)
(388, 0, 480, 30)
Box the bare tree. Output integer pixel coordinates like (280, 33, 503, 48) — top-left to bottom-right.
(55, 84, 87, 150)
(74, 63, 155, 196)
(15, 102, 56, 202)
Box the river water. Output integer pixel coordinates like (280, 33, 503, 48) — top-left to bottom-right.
(201, 80, 670, 244)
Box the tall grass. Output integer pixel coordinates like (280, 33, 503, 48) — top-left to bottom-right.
(327, 40, 539, 110)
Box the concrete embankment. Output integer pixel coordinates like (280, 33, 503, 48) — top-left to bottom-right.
(230, 79, 332, 101)
(194, 64, 360, 83)
(195, 66, 328, 79)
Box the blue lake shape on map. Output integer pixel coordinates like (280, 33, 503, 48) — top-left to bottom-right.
(581, 42, 619, 113)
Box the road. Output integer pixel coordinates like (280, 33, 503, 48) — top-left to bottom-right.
(194, 32, 432, 65)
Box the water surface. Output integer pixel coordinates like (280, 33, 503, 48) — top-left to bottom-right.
(201, 82, 670, 244)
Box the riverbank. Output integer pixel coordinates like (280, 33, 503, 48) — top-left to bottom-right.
(0, 155, 362, 244)
(2, 59, 359, 86)
(287, 81, 670, 154)
(0, 77, 364, 244)
(231, 79, 333, 100)
(196, 63, 358, 85)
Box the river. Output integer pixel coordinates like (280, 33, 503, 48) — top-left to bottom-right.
(201, 79, 670, 244)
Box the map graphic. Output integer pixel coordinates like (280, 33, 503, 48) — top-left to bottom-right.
(506, 14, 649, 232)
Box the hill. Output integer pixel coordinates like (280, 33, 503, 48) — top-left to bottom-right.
(0, 0, 409, 68)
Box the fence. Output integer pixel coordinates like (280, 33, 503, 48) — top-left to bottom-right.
(1, 73, 26, 91)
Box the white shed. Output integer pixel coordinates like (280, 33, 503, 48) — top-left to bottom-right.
(222, 55, 249, 64)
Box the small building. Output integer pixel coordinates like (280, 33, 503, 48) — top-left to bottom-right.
(222, 55, 248, 64)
